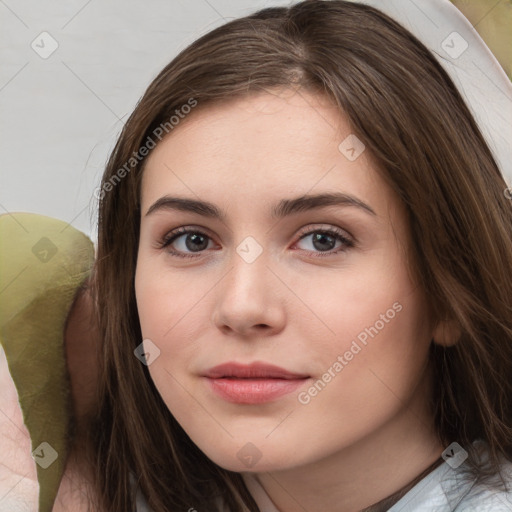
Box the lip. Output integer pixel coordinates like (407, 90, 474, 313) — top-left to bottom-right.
(202, 362, 310, 404)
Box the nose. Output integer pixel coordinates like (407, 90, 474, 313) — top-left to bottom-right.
(212, 247, 286, 338)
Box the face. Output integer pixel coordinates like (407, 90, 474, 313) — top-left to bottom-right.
(135, 88, 437, 473)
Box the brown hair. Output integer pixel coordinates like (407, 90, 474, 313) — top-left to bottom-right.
(85, 1, 512, 510)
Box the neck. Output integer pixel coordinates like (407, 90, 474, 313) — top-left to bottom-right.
(359, 456, 445, 512)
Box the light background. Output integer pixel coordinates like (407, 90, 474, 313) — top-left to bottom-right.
(0, 0, 510, 241)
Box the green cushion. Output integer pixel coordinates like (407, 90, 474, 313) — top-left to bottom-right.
(0, 213, 95, 512)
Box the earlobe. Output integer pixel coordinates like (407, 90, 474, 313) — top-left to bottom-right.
(432, 318, 461, 347)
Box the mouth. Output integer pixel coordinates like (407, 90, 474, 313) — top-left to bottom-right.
(202, 362, 310, 404)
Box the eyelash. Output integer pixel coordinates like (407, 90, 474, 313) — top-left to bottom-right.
(157, 225, 355, 259)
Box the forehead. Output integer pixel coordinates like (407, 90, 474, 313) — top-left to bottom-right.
(139, 89, 398, 221)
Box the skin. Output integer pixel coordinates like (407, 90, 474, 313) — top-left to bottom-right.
(0, 342, 39, 509)
(135, 88, 456, 511)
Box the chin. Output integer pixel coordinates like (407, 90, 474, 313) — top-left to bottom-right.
(193, 436, 307, 474)
(209, 454, 294, 474)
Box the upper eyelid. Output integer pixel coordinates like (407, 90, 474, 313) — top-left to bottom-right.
(163, 223, 352, 238)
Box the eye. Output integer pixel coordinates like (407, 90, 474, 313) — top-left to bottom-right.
(158, 227, 215, 259)
(158, 225, 354, 259)
(293, 226, 354, 257)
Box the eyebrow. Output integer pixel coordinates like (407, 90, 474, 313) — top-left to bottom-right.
(144, 192, 376, 219)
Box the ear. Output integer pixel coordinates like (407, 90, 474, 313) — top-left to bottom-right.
(432, 318, 461, 347)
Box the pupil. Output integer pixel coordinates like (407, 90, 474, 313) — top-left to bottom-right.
(313, 233, 334, 251)
(186, 233, 208, 252)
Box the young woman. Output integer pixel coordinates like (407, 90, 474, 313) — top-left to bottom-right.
(1, 0, 511, 511)
(80, 0, 512, 510)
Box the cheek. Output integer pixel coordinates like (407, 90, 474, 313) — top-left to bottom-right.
(306, 261, 431, 402)
(136, 257, 200, 338)
(312, 262, 420, 356)
(291, 295, 432, 456)
(134, 265, 200, 413)
(312, 290, 431, 410)
(134, 260, 211, 373)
